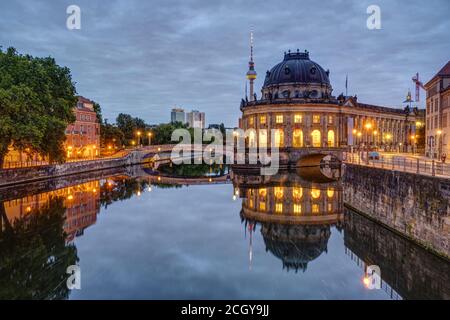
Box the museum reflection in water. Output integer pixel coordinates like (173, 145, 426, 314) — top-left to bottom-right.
(233, 168, 450, 300)
(233, 169, 344, 273)
(0, 163, 449, 299)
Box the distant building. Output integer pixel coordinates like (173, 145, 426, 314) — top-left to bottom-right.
(171, 108, 186, 124)
(186, 110, 205, 129)
(65, 96, 100, 159)
(424, 61, 450, 159)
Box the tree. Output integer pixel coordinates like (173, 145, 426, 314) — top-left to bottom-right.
(0, 47, 77, 166)
(100, 122, 125, 148)
(0, 197, 78, 299)
(116, 113, 147, 145)
(152, 121, 191, 145)
(93, 102, 102, 124)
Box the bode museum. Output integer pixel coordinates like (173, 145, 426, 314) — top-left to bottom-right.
(239, 47, 421, 153)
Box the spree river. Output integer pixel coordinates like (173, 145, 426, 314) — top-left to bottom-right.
(0, 164, 449, 300)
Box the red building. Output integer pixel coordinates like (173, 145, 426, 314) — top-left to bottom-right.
(65, 96, 100, 159)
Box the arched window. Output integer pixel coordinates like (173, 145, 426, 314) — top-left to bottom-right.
(293, 129, 304, 147)
(274, 129, 284, 147)
(311, 130, 321, 147)
(311, 188, 321, 199)
(327, 187, 334, 198)
(248, 130, 256, 148)
(327, 130, 335, 147)
(259, 130, 267, 147)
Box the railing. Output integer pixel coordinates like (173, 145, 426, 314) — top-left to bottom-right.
(0, 146, 179, 170)
(1, 150, 130, 170)
(344, 152, 450, 177)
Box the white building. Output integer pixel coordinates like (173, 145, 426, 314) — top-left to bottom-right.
(186, 110, 205, 129)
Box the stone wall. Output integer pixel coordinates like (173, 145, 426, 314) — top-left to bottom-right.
(343, 164, 450, 258)
(0, 151, 145, 188)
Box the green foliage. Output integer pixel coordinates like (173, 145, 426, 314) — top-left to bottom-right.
(157, 163, 227, 177)
(100, 122, 125, 148)
(0, 47, 77, 165)
(0, 197, 78, 299)
(116, 113, 147, 145)
(152, 121, 192, 145)
(93, 102, 102, 124)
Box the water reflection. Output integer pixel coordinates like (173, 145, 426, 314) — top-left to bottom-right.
(234, 170, 344, 273)
(0, 163, 448, 299)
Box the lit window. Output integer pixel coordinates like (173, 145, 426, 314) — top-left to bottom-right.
(327, 203, 333, 212)
(294, 114, 303, 123)
(328, 115, 333, 124)
(312, 204, 320, 214)
(293, 204, 302, 215)
(248, 117, 254, 126)
(313, 115, 321, 124)
(274, 187, 284, 199)
(327, 188, 334, 198)
(258, 188, 267, 197)
(293, 129, 303, 147)
(259, 202, 266, 211)
(275, 203, 283, 213)
(248, 130, 256, 148)
(275, 129, 284, 147)
(292, 187, 303, 200)
(248, 198, 254, 209)
(276, 115, 283, 124)
(327, 130, 335, 147)
(311, 188, 321, 199)
(311, 130, 321, 147)
(259, 130, 268, 147)
(260, 115, 266, 125)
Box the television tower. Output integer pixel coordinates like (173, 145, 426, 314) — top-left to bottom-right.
(246, 31, 257, 101)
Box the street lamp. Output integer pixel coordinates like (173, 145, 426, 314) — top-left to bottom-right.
(136, 131, 142, 147)
(147, 132, 152, 146)
(385, 133, 392, 152)
(437, 130, 443, 159)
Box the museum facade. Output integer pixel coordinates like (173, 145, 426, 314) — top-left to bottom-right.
(240, 50, 421, 152)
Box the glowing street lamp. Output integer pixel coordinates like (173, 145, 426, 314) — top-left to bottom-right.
(147, 132, 152, 146)
(136, 131, 142, 146)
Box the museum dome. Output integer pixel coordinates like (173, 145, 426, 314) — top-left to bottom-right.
(263, 50, 330, 87)
(261, 223, 330, 272)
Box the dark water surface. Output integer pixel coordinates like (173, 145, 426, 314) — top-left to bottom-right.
(0, 165, 448, 300)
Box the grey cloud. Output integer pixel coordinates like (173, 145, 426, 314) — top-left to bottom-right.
(1, 0, 449, 126)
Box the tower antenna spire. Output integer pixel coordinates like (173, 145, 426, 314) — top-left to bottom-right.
(250, 30, 254, 62)
(246, 29, 257, 102)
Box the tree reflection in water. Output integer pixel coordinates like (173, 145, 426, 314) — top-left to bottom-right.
(0, 197, 78, 300)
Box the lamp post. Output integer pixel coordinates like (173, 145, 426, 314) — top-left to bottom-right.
(437, 130, 442, 160)
(136, 131, 142, 147)
(385, 133, 392, 152)
(147, 132, 152, 146)
(410, 135, 416, 155)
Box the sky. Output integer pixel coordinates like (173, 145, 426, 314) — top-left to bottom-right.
(1, 0, 449, 127)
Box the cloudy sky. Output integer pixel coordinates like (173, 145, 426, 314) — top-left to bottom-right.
(1, 0, 449, 126)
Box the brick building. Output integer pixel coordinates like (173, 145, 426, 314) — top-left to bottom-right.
(425, 61, 450, 159)
(65, 96, 100, 159)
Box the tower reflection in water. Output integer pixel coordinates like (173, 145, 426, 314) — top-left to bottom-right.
(233, 167, 344, 273)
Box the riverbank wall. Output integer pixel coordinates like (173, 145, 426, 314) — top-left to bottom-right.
(343, 164, 450, 259)
(0, 151, 144, 188)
